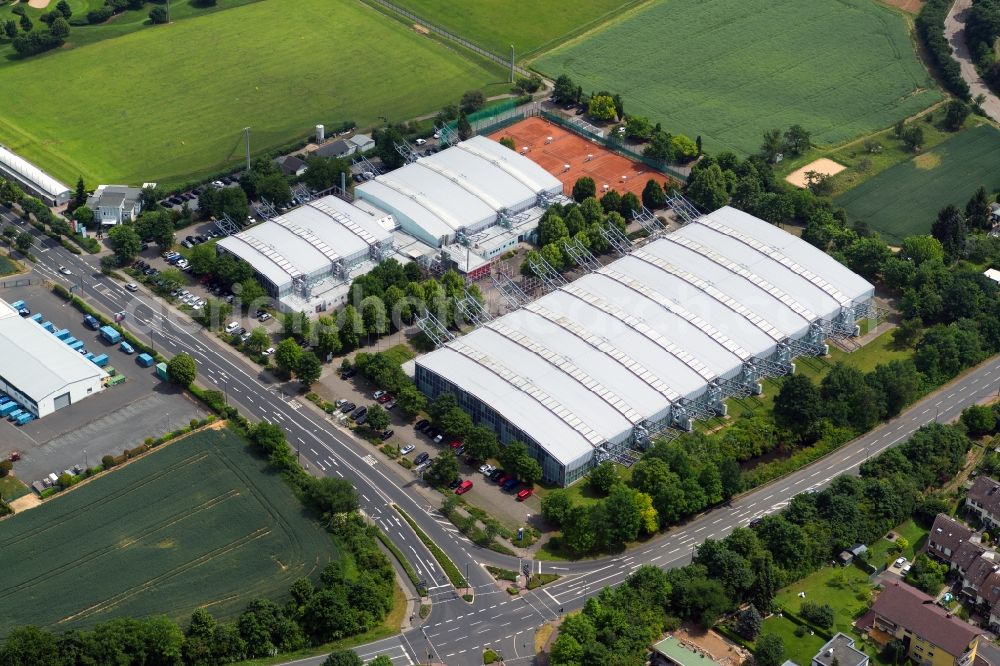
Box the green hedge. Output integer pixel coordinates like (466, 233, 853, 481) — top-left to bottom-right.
(394, 504, 467, 588)
(375, 529, 427, 596)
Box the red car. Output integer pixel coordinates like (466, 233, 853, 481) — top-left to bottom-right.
(516, 488, 533, 501)
(496, 474, 511, 485)
(378, 393, 393, 404)
(455, 480, 473, 495)
(449, 440, 463, 449)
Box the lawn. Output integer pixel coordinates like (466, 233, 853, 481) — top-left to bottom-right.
(0, 475, 29, 501)
(866, 518, 928, 567)
(774, 565, 875, 636)
(385, 0, 640, 57)
(0, 253, 19, 276)
(0, 0, 506, 187)
(834, 124, 1000, 242)
(760, 615, 826, 665)
(534, 0, 941, 156)
(0, 428, 338, 636)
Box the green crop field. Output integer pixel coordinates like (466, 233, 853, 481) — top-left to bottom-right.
(0, 0, 505, 187)
(0, 428, 337, 636)
(386, 0, 638, 57)
(835, 124, 1000, 241)
(535, 0, 941, 156)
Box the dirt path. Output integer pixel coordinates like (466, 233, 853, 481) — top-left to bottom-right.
(945, 0, 1000, 122)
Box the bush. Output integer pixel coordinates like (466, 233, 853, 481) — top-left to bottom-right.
(800, 601, 835, 629)
(484, 649, 499, 664)
(0, 459, 11, 477)
(101, 455, 116, 469)
(506, 586, 519, 595)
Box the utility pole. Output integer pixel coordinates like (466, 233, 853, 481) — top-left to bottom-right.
(243, 127, 251, 171)
(165, 0, 170, 22)
(509, 44, 515, 83)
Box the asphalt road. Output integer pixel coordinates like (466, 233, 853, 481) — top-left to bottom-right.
(5, 209, 999, 665)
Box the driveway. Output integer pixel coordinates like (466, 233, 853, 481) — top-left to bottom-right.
(945, 0, 1000, 122)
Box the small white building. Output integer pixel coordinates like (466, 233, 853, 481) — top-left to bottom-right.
(87, 185, 143, 226)
(0, 145, 71, 206)
(348, 134, 375, 153)
(0, 298, 107, 417)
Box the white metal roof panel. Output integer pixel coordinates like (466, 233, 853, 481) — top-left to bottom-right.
(459, 135, 563, 195)
(417, 347, 596, 466)
(238, 223, 329, 276)
(0, 299, 107, 402)
(422, 147, 538, 210)
(692, 207, 875, 305)
(216, 236, 296, 290)
(357, 179, 456, 243)
(0, 146, 71, 198)
(379, 165, 496, 231)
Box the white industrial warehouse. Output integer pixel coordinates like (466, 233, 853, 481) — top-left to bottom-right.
(415, 207, 876, 486)
(217, 195, 394, 310)
(0, 299, 107, 418)
(355, 135, 565, 278)
(0, 145, 71, 206)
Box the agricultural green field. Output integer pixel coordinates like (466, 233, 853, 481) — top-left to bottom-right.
(835, 124, 1000, 241)
(0, 0, 505, 187)
(535, 0, 941, 156)
(0, 428, 336, 636)
(387, 0, 638, 57)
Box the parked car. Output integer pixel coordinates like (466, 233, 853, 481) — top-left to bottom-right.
(449, 440, 463, 449)
(379, 429, 394, 441)
(224, 322, 240, 334)
(400, 444, 415, 455)
(258, 312, 271, 322)
(455, 480, 473, 495)
(488, 469, 504, 482)
(448, 477, 463, 489)
(496, 473, 511, 485)
(415, 419, 430, 431)
(340, 367, 356, 379)
(516, 487, 533, 501)
(377, 393, 393, 404)
(373, 390, 386, 400)
(414, 451, 430, 465)
(351, 405, 367, 420)
(478, 464, 495, 475)
(340, 401, 357, 413)
(262, 347, 275, 356)
(355, 414, 367, 426)
(383, 399, 396, 410)
(894, 557, 907, 569)
(502, 478, 520, 492)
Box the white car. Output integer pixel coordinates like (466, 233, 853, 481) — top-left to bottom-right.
(400, 444, 415, 455)
(432, 132, 440, 139)
(263, 347, 275, 356)
(59, 266, 72, 275)
(894, 557, 907, 569)
(373, 390, 386, 400)
(224, 321, 240, 334)
(901, 563, 912, 576)
(414, 138, 426, 146)
(124, 283, 138, 292)
(479, 464, 495, 475)
(176, 259, 189, 269)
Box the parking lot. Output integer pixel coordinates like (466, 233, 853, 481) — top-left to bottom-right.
(314, 347, 539, 529)
(0, 284, 207, 487)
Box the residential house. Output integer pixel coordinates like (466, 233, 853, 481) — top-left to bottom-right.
(811, 633, 869, 666)
(650, 636, 717, 666)
(348, 133, 375, 153)
(274, 155, 307, 178)
(966, 477, 1000, 530)
(865, 582, 981, 666)
(86, 185, 143, 226)
(928, 514, 975, 564)
(314, 139, 353, 159)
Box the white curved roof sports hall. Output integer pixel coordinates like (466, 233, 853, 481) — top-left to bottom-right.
(416, 206, 875, 466)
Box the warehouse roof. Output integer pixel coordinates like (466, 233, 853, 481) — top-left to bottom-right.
(216, 195, 392, 288)
(416, 207, 874, 467)
(0, 145, 71, 199)
(0, 299, 107, 402)
(356, 137, 563, 243)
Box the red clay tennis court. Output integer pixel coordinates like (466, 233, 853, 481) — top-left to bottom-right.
(489, 116, 676, 199)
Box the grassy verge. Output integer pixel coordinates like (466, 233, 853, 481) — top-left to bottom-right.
(375, 528, 428, 596)
(0, 475, 30, 501)
(393, 504, 467, 588)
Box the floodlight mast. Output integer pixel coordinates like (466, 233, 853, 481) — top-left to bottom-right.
(509, 44, 515, 83)
(243, 127, 251, 171)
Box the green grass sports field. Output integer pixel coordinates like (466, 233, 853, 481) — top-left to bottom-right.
(0, 0, 505, 187)
(0, 428, 336, 636)
(535, 0, 941, 156)
(835, 125, 1000, 241)
(387, 0, 637, 57)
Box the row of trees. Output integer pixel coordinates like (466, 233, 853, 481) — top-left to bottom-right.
(964, 0, 1000, 91)
(916, 0, 972, 99)
(522, 191, 631, 275)
(549, 421, 973, 665)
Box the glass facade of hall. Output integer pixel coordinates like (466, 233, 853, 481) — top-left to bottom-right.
(414, 365, 594, 486)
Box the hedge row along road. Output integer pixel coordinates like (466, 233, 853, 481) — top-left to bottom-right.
(7, 206, 999, 666)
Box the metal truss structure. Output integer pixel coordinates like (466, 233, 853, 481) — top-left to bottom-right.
(599, 224, 632, 256)
(632, 205, 666, 235)
(665, 193, 702, 224)
(560, 237, 601, 271)
(454, 289, 492, 326)
(416, 308, 454, 348)
(526, 253, 568, 291)
(215, 213, 241, 236)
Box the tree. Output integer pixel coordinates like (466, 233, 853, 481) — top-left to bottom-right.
(782, 125, 810, 155)
(900, 235, 944, 265)
(431, 451, 459, 484)
(14, 231, 32, 253)
(322, 649, 364, 666)
(553, 74, 576, 103)
(931, 204, 967, 260)
(246, 326, 270, 354)
(19, 12, 31, 31)
(587, 95, 617, 121)
(457, 113, 473, 141)
(600, 189, 622, 213)
(641, 179, 666, 210)
(283, 311, 311, 342)
(686, 164, 729, 212)
(499, 136, 515, 150)
(588, 461, 618, 495)
(188, 243, 217, 275)
(760, 128, 784, 160)
(943, 100, 970, 131)
(902, 125, 924, 151)
(3, 19, 16, 39)
(0, 459, 11, 478)
(55, 0, 72, 18)
(149, 6, 168, 23)
(274, 338, 303, 376)
(304, 477, 358, 515)
(108, 224, 141, 264)
(237, 279, 267, 309)
(296, 351, 322, 387)
(755, 633, 784, 666)
(459, 90, 485, 114)
(73, 176, 86, 210)
(671, 134, 699, 160)
(303, 155, 352, 191)
(0, 626, 60, 665)
(800, 601, 834, 629)
(464, 425, 499, 462)
(619, 192, 641, 219)
(735, 605, 762, 640)
(439, 406, 473, 438)
(962, 404, 997, 437)
(396, 384, 426, 417)
(541, 488, 573, 526)
(365, 403, 390, 433)
(965, 185, 993, 231)
(572, 177, 596, 203)
(167, 353, 197, 386)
